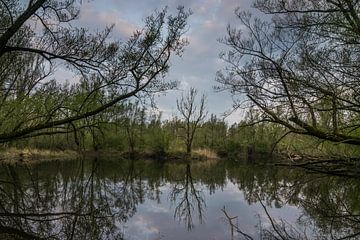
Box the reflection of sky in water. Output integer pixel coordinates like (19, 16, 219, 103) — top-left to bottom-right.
(0, 159, 357, 239)
(122, 180, 304, 240)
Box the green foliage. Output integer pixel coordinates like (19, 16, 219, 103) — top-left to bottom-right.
(217, 0, 360, 146)
(0, 2, 190, 143)
(145, 114, 170, 155)
(6, 100, 360, 159)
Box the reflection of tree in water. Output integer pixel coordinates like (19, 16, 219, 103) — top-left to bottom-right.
(226, 163, 360, 239)
(0, 159, 359, 239)
(297, 177, 360, 239)
(0, 159, 222, 239)
(0, 159, 148, 239)
(222, 201, 309, 240)
(169, 164, 206, 230)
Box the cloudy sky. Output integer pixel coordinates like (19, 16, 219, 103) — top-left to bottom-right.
(75, 0, 256, 123)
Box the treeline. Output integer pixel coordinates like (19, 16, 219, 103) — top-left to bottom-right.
(2, 1, 360, 161)
(5, 101, 360, 159)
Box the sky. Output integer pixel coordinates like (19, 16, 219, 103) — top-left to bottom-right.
(74, 0, 256, 124)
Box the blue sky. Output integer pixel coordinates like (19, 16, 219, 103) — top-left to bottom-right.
(74, 0, 256, 123)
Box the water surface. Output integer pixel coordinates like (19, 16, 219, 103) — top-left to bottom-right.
(0, 158, 359, 239)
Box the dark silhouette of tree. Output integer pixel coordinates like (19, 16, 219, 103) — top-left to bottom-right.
(217, 0, 360, 145)
(0, 0, 190, 143)
(170, 164, 206, 230)
(176, 87, 207, 154)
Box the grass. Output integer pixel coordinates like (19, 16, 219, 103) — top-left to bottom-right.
(0, 147, 79, 164)
(192, 148, 219, 159)
(0, 146, 219, 165)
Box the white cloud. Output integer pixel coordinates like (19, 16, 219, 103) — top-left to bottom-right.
(178, 80, 190, 90)
(73, 0, 257, 124)
(78, 4, 138, 39)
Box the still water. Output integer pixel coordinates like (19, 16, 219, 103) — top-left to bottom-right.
(0, 158, 359, 239)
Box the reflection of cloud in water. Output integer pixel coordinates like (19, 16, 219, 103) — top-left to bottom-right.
(125, 215, 160, 240)
(124, 178, 272, 239)
(145, 202, 170, 214)
(123, 176, 307, 239)
(0, 159, 357, 239)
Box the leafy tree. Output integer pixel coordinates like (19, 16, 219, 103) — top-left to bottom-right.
(0, 0, 190, 143)
(217, 0, 360, 145)
(121, 101, 146, 153)
(196, 114, 227, 149)
(145, 112, 170, 155)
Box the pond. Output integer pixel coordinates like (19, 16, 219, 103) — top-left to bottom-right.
(0, 158, 359, 239)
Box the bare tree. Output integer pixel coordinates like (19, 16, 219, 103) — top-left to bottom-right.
(177, 87, 207, 154)
(0, 0, 190, 143)
(217, 0, 360, 146)
(170, 164, 205, 230)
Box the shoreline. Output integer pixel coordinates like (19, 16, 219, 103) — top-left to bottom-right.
(0, 148, 79, 164)
(1, 148, 358, 178)
(0, 148, 221, 164)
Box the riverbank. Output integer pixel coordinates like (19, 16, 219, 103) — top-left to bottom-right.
(0, 148, 78, 164)
(0, 147, 220, 164)
(83, 148, 221, 162)
(2, 148, 359, 178)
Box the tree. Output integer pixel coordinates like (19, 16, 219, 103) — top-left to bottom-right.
(145, 112, 170, 155)
(198, 114, 227, 149)
(217, 0, 360, 146)
(0, 0, 190, 143)
(121, 101, 146, 154)
(176, 87, 207, 154)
